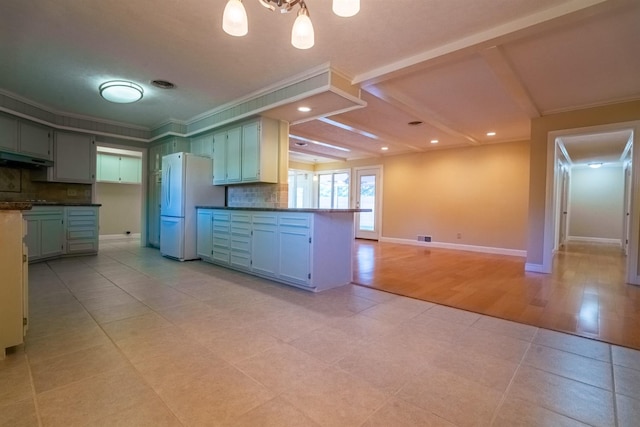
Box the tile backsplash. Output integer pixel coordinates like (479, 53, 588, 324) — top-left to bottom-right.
(227, 183, 288, 208)
(0, 165, 92, 203)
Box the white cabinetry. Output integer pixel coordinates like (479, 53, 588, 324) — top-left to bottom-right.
(23, 205, 99, 261)
(23, 206, 65, 261)
(212, 118, 279, 185)
(50, 132, 95, 183)
(65, 206, 99, 254)
(196, 209, 213, 261)
(19, 122, 52, 160)
(251, 213, 278, 278)
(97, 153, 141, 183)
(199, 209, 355, 291)
(147, 172, 161, 247)
(0, 210, 28, 359)
(0, 115, 18, 152)
(277, 213, 311, 287)
(0, 117, 52, 160)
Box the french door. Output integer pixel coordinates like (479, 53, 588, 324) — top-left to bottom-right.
(354, 167, 382, 240)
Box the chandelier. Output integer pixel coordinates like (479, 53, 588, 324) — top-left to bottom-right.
(222, 0, 360, 50)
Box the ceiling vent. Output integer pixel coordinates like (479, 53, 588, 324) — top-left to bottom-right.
(151, 80, 176, 89)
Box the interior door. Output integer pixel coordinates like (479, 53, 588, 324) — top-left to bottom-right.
(355, 167, 382, 240)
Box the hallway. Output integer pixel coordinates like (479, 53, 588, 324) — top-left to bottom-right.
(353, 240, 640, 350)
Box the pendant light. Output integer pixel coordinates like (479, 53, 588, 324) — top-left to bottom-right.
(222, 0, 248, 37)
(222, 0, 358, 49)
(332, 0, 360, 17)
(291, 4, 314, 50)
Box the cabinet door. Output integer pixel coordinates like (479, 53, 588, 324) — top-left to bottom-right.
(191, 134, 214, 158)
(226, 127, 242, 183)
(213, 131, 227, 185)
(251, 214, 278, 278)
(97, 153, 120, 182)
(19, 122, 51, 160)
(0, 115, 18, 152)
(241, 121, 260, 181)
(23, 218, 41, 260)
(39, 215, 65, 259)
(196, 209, 213, 261)
(278, 214, 311, 287)
(54, 132, 95, 183)
(119, 156, 141, 183)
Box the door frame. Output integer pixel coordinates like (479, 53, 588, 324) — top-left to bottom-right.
(540, 120, 639, 284)
(353, 165, 383, 240)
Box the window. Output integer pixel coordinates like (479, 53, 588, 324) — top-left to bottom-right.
(288, 170, 312, 208)
(318, 171, 350, 209)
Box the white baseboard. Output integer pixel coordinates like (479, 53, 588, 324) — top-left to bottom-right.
(567, 236, 622, 245)
(525, 263, 547, 273)
(99, 233, 141, 241)
(378, 237, 527, 257)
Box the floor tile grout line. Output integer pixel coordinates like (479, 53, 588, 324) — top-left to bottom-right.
(611, 345, 620, 427)
(23, 352, 43, 427)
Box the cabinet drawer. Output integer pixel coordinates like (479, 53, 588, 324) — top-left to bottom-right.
(252, 214, 277, 225)
(230, 253, 251, 270)
(66, 240, 98, 254)
(67, 208, 97, 217)
(67, 228, 97, 240)
(67, 218, 97, 228)
(212, 249, 230, 264)
(213, 211, 230, 221)
(230, 235, 250, 252)
(213, 236, 230, 248)
(279, 214, 310, 228)
(230, 213, 250, 223)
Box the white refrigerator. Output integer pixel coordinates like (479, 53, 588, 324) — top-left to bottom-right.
(160, 152, 225, 261)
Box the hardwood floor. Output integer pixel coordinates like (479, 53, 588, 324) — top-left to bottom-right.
(353, 240, 640, 350)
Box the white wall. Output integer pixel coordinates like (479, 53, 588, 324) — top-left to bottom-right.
(95, 182, 142, 236)
(568, 165, 624, 242)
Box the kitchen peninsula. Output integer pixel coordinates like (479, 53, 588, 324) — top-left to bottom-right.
(196, 207, 368, 292)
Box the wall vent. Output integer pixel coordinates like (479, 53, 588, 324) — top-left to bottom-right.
(417, 235, 432, 242)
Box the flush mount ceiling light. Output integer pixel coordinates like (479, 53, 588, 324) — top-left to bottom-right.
(223, 0, 360, 49)
(297, 106, 312, 112)
(99, 80, 143, 103)
(588, 162, 603, 169)
(430, 139, 439, 144)
(486, 131, 497, 136)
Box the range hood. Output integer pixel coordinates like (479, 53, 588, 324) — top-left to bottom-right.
(0, 151, 53, 168)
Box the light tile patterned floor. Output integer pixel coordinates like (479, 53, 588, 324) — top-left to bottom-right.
(1, 239, 640, 426)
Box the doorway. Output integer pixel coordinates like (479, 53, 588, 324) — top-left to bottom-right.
(543, 122, 639, 284)
(354, 166, 382, 240)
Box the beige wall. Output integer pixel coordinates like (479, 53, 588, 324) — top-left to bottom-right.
(95, 182, 141, 235)
(314, 140, 530, 250)
(569, 166, 624, 240)
(527, 100, 640, 265)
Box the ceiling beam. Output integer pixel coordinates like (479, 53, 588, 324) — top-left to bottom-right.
(289, 147, 347, 162)
(353, 0, 609, 87)
(364, 86, 480, 146)
(290, 132, 383, 157)
(480, 46, 540, 119)
(317, 117, 423, 152)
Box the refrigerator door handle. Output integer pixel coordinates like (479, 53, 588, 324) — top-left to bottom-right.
(165, 164, 171, 209)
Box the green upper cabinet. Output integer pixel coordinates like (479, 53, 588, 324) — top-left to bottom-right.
(96, 153, 141, 184)
(212, 117, 279, 186)
(0, 115, 18, 152)
(19, 122, 52, 160)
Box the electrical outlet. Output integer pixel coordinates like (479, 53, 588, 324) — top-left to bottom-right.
(67, 188, 77, 196)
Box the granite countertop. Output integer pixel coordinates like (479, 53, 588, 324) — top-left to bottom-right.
(0, 201, 101, 209)
(0, 202, 33, 211)
(196, 206, 371, 213)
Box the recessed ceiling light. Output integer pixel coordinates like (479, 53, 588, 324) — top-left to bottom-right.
(99, 80, 143, 103)
(408, 121, 423, 126)
(486, 132, 496, 136)
(430, 139, 439, 144)
(297, 106, 312, 112)
(381, 146, 389, 151)
(294, 141, 308, 147)
(588, 162, 603, 169)
(289, 134, 350, 152)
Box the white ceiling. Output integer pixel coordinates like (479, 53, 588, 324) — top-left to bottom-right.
(1, 0, 639, 164)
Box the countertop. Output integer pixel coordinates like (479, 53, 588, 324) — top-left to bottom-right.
(196, 206, 370, 213)
(0, 202, 33, 211)
(0, 201, 101, 210)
